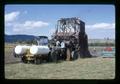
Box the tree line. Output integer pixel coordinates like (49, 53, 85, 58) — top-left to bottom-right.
(15, 39, 115, 46)
(88, 42, 115, 46)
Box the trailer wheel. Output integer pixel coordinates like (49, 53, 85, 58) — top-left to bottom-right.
(21, 56, 27, 63)
(35, 57, 42, 64)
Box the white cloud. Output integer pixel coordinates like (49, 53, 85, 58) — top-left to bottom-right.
(5, 11, 49, 33)
(12, 20, 49, 32)
(13, 28, 21, 32)
(86, 23, 115, 29)
(5, 11, 20, 22)
(23, 21, 49, 29)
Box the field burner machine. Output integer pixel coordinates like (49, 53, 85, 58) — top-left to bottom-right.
(51, 17, 92, 60)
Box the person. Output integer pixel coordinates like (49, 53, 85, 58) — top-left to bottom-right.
(60, 40, 66, 60)
(93, 47, 96, 52)
(61, 40, 65, 48)
(56, 40, 60, 47)
(53, 40, 61, 61)
(70, 40, 75, 60)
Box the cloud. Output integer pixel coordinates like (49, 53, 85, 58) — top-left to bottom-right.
(12, 20, 49, 32)
(13, 28, 21, 32)
(5, 11, 20, 22)
(23, 21, 49, 29)
(5, 11, 49, 33)
(86, 23, 115, 29)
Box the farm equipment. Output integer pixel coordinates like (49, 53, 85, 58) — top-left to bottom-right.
(101, 47, 115, 58)
(13, 17, 92, 64)
(51, 17, 92, 60)
(14, 36, 52, 64)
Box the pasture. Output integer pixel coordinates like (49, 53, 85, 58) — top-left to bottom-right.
(4, 43, 115, 79)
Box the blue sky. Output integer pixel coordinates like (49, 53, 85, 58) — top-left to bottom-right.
(5, 5, 115, 39)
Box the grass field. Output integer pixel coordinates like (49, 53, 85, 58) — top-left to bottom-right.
(5, 44, 21, 63)
(5, 57, 115, 79)
(5, 43, 115, 79)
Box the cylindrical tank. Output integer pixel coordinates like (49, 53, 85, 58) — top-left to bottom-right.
(30, 45, 50, 55)
(14, 45, 30, 55)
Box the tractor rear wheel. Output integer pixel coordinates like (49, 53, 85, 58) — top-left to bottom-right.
(72, 50, 79, 60)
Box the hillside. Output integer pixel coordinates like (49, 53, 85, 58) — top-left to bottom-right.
(5, 34, 36, 43)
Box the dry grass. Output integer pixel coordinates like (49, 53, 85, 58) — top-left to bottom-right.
(5, 45, 21, 63)
(5, 57, 115, 79)
(4, 43, 115, 79)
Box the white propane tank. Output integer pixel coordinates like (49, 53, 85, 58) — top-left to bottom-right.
(30, 45, 50, 55)
(15, 45, 30, 54)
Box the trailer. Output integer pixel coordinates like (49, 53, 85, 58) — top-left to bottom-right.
(14, 36, 52, 64)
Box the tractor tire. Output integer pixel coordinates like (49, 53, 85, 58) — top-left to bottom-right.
(21, 56, 27, 63)
(66, 48, 71, 61)
(35, 57, 42, 64)
(51, 50, 57, 63)
(46, 52, 52, 62)
(72, 50, 79, 60)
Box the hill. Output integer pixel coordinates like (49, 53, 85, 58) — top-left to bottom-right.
(5, 34, 36, 43)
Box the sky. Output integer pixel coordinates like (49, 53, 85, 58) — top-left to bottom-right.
(5, 5, 115, 39)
